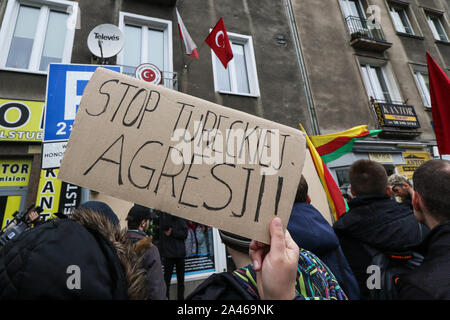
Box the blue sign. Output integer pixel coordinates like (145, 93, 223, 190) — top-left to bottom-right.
(44, 64, 122, 142)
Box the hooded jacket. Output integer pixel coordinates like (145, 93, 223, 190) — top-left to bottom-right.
(0, 208, 147, 299)
(333, 194, 428, 299)
(127, 229, 167, 300)
(287, 202, 360, 300)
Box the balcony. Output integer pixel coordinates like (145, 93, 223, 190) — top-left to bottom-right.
(345, 16, 392, 52)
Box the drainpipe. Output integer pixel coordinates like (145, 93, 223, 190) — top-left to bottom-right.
(285, 0, 320, 135)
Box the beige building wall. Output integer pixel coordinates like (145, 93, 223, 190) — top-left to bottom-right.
(290, 0, 448, 143)
(290, 0, 377, 134)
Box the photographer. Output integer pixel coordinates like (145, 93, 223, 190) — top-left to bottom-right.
(0, 206, 43, 248)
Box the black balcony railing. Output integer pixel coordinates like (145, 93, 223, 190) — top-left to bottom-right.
(345, 16, 387, 42)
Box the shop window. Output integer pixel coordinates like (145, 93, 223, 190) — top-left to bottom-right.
(211, 32, 260, 97)
(0, 0, 78, 73)
(336, 168, 350, 189)
(117, 12, 174, 88)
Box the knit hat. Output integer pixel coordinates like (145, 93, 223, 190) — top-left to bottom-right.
(79, 201, 120, 226)
(388, 174, 411, 187)
(219, 230, 251, 254)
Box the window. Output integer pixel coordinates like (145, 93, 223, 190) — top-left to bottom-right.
(360, 63, 402, 104)
(211, 32, 260, 97)
(339, 0, 367, 33)
(117, 12, 173, 87)
(426, 13, 449, 42)
(414, 71, 431, 108)
(0, 0, 78, 73)
(339, 0, 365, 20)
(389, 6, 414, 35)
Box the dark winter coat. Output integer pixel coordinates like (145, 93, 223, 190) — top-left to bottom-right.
(158, 212, 188, 258)
(333, 194, 429, 300)
(0, 208, 147, 299)
(396, 221, 450, 300)
(287, 202, 360, 300)
(127, 230, 167, 300)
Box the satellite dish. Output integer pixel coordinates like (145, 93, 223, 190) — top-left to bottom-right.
(87, 24, 124, 58)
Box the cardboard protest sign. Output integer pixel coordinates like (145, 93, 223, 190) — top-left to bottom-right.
(58, 68, 306, 243)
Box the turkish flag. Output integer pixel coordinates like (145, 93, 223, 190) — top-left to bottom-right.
(205, 18, 233, 68)
(427, 52, 450, 155)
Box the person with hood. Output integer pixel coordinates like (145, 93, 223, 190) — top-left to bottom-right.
(126, 204, 167, 300)
(158, 211, 188, 300)
(333, 160, 428, 299)
(395, 160, 450, 299)
(287, 175, 360, 300)
(0, 201, 147, 299)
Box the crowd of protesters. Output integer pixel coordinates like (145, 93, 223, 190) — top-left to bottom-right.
(0, 159, 449, 300)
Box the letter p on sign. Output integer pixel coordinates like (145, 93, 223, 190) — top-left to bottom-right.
(64, 71, 93, 120)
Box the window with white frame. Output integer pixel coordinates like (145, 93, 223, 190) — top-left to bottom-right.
(0, 0, 78, 73)
(414, 71, 431, 108)
(389, 5, 414, 35)
(426, 13, 449, 42)
(360, 63, 402, 104)
(117, 12, 173, 87)
(212, 32, 259, 97)
(339, 0, 366, 20)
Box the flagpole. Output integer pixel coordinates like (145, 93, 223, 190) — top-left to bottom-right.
(184, 41, 206, 70)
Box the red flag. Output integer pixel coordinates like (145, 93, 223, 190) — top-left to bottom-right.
(427, 52, 450, 155)
(205, 18, 233, 68)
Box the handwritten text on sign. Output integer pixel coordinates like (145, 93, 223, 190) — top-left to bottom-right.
(58, 68, 306, 243)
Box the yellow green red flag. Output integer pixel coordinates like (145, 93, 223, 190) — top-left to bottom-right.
(299, 124, 348, 221)
(310, 125, 381, 163)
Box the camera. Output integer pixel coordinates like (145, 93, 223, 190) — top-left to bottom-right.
(0, 205, 43, 248)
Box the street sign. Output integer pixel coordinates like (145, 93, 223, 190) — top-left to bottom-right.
(41, 141, 67, 169)
(44, 64, 122, 142)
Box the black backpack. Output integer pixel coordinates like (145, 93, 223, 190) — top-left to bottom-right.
(363, 243, 424, 300)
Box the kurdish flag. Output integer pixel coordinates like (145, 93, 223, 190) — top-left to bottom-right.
(300, 124, 348, 222)
(310, 125, 381, 164)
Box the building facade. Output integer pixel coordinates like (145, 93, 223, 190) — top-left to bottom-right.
(0, 0, 448, 297)
(0, 0, 315, 296)
(290, 0, 449, 191)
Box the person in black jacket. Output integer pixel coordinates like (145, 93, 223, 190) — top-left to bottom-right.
(158, 211, 188, 300)
(333, 160, 428, 300)
(395, 159, 450, 299)
(126, 204, 167, 300)
(0, 201, 147, 299)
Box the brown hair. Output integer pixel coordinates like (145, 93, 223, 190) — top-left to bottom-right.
(413, 159, 450, 221)
(349, 160, 388, 196)
(294, 175, 308, 203)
